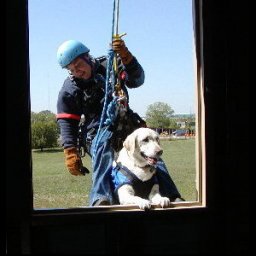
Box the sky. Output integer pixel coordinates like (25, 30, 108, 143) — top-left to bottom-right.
(29, 0, 195, 117)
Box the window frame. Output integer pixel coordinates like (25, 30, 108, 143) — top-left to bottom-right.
(7, 0, 206, 220)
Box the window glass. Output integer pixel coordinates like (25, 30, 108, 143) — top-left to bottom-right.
(29, 0, 200, 209)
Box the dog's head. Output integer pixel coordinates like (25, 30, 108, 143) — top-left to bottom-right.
(123, 128, 163, 167)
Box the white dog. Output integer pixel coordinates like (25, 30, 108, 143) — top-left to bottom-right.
(111, 127, 171, 210)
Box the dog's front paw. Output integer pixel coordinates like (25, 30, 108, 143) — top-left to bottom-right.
(156, 197, 171, 208)
(137, 198, 151, 210)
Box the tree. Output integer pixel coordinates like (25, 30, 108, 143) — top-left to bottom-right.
(145, 102, 174, 129)
(169, 119, 179, 130)
(31, 110, 59, 150)
(31, 110, 56, 124)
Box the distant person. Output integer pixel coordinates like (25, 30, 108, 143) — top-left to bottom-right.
(56, 38, 183, 206)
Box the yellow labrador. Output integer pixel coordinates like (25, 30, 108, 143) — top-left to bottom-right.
(112, 127, 171, 210)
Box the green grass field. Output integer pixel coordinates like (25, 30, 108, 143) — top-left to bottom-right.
(32, 138, 196, 209)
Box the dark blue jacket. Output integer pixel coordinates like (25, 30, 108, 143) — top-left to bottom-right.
(56, 56, 145, 149)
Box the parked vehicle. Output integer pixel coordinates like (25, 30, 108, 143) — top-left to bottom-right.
(171, 129, 187, 138)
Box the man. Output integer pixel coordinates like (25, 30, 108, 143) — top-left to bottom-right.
(56, 38, 183, 206)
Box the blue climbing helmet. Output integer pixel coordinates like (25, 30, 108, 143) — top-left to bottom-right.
(57, 40, 90, 68)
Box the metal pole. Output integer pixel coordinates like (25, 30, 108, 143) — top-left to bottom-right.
(111, 0, 120, 39)
(114, 0, 120, 36)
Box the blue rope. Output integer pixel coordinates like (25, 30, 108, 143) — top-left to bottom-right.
(92, 0, 119, 162)
(92, 50, 116, 162)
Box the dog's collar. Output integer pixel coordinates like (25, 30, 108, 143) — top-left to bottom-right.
(116, 162, 156, 174)
(143, 164, 156, 173)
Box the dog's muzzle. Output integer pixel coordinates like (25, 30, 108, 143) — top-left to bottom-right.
(141, 152, 161, 165)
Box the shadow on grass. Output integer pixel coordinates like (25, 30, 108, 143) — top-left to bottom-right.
(32, 148, 63, 154)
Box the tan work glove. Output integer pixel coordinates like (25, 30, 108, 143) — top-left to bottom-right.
(64, 147, 85, 176)
(112, 39, 133, 64)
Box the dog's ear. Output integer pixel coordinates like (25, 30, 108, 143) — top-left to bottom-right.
(123, 132, 137, 153)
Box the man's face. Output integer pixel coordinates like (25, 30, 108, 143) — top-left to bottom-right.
(67, 56, 92, 80)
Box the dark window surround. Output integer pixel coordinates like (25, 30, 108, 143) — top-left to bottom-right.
(6, 0, 249, 254)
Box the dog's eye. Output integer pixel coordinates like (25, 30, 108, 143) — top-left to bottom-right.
(142, 137, 149, 142)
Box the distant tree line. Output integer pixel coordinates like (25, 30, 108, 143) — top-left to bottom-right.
(145, 102, 195, 132)
(31, 102, 195, 150)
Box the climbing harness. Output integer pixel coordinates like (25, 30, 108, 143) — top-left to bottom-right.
(92, 0, 128, 162)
